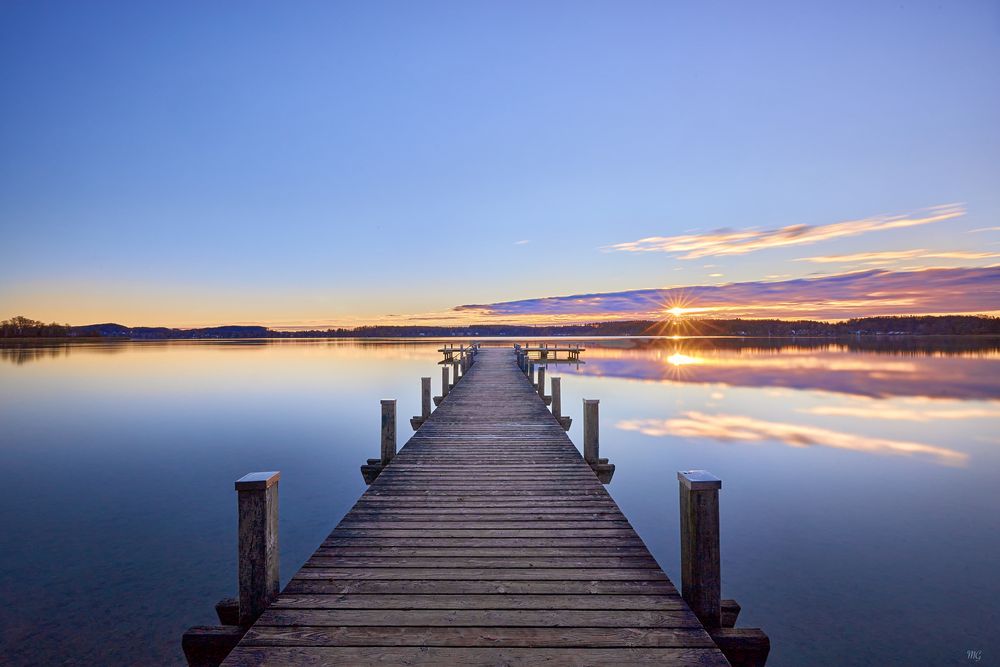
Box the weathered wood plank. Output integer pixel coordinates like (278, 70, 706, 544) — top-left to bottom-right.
(281, 579, 680, 596)
(326, 529, 641, 538)
(240, 625, 716, 648)
(301, 556, 660, 569)
(294, 568, 670, 581)
(320, 537, 649, 548)
(225, 646, 730, 666)
(270, 594, 686, 610)
(314, 546, 652, 556)
(257, 609, 703, 628)
(333, 520, 632, 530)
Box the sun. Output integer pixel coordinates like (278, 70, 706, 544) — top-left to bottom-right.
(640, 290, 718, 337)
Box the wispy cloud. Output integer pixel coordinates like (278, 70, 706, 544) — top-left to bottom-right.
(796, 249, 1000, 264)
(618, 412, 968, 466)
(969, 227, 1000, 233)
(514, 239, 530, 245)
(455, 266, 1000, 321)
(607, 204, 965, 259)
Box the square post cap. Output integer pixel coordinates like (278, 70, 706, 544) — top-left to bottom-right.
(678, 470, 722, 490)
(235, 471, 281, 491)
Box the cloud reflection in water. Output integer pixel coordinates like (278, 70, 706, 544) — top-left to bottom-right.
(619, 412, 969, 467)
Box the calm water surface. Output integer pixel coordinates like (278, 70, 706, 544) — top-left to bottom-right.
(1, 338, 998, 666)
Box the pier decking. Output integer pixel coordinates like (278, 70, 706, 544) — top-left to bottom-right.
(221, 348, 732, 666)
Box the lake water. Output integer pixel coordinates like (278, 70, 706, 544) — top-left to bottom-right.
(1, 337, 998, 666)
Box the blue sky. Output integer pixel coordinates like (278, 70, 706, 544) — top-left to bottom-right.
(1, 1, 998, 326)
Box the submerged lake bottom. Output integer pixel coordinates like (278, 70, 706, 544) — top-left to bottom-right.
(0, 336, 997, 666)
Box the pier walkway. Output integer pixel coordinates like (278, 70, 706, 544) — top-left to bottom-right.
(222, 348, 730, 666)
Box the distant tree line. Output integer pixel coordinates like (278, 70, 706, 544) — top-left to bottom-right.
(0, 316, 70, 338)
(2, 314, 998, 339)
(289, 315, 1000, 338)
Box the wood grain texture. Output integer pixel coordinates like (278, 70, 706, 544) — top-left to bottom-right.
(222, 348, 726, 666)
(225, 646, 729, 666)
(237, 481, 279, 626)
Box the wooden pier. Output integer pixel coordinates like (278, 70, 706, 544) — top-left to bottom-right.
(185, 346, 767, 667)
(518, 342, 584, 361)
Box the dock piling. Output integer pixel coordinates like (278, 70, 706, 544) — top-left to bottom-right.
(678, 470, 771, 665)
(421, 377, 431, 418)
(381, 399, 397, 465)
(235, 471, 280, 627)
(678, 470, 722, 628)
(410, 377, 432, 430)
(583, 399, 614, 483)
(583, 399, 599, 463)
(361, 400, 398, 484)
(551, 376, 571, 430)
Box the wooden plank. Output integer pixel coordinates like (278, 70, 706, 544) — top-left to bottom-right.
(314, 546, 652, 556)
(342, 509, 626, 518)
(257, 609, 703, 628)
(320, 537, 649, 548)
(281, 580, 680, 596)
(326, 529, 641, 538)
(333, 521, 632, 529)
(294, 568, 670, 581)
(225, 646, 730, 666)
(301, 556, 660, 569)
(240, 625, 716, 648)
(270, 594, 686, 610)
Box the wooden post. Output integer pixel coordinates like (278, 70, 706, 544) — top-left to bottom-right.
(441, 366, 450, 398)
(529, 362, 536, 387)
(451, 361, 459, 386)
(551, 376, 562, 419)
(537, 366, 546, 399)
(380, 399, 396, 465)
(678, 470, 722, 629)
(421, 377, 431, 418)
(235, 471, 280, 627)
(583, 399, 599, 463)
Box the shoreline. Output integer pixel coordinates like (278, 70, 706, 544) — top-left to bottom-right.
(3, 333, 1000, 343)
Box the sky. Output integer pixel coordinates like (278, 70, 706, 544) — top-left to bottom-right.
(1, 1, 998, 328)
